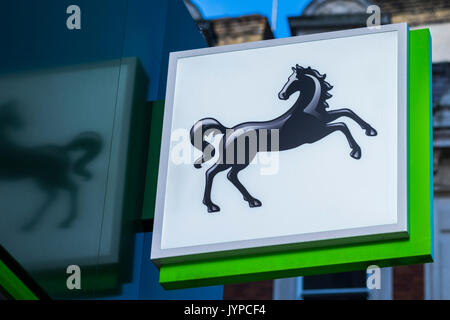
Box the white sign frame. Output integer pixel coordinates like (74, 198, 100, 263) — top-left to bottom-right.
(151, 23, 408, 266)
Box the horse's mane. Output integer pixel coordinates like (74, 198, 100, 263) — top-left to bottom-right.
(295, 65, 333, 110)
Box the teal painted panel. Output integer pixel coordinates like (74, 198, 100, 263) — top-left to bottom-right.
(142, 101, 165, 221)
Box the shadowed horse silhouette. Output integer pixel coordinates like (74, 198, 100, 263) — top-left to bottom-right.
(0, 103, 102, 230)
(190, 65, 377, 213)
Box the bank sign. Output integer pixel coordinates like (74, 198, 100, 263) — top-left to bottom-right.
(151, 23, 433, 289)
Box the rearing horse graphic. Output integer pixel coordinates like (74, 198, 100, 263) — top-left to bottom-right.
(190, 65, 377, 213)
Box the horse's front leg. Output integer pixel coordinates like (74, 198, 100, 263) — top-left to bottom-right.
(202, 163, 228, 213)
(21, 188, 57, 231)
(324, 122, 361, 159)
(323, 108, 377, 136)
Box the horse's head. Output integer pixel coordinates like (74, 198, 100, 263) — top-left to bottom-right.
(278, 64, 333, 105)
(278, 64, 307, 100)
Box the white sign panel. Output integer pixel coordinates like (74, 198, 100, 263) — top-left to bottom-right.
(152, 23, 408, 265)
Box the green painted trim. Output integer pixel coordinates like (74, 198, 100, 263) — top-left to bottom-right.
(158, 29, 433, 290)
(142, 100, 165, 221)
(0, 245, 49, 299)
(0, 260, 38, 300)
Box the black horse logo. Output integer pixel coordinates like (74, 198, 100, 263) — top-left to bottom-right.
(0, 102, 102, 230)
(190, 65, 377, 213)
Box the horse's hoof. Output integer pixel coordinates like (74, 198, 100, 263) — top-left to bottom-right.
(207, 203, 220, 213)
(350, 148, 361, 159)
(365, 127, 377, 136)
(248, 198, 262, 208)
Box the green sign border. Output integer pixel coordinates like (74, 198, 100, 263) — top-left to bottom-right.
(0, 261, 38, 300)
(155, 28, 433, 290)
(0, 245, 47, 300)
(142, 100, 165, 222)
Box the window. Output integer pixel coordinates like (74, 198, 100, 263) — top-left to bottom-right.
(299, 271, 368, 300)
(273, 268, 392, 300)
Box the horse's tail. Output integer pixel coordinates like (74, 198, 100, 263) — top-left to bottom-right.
(190, 118, 226, 169)
(64, 131, 102, 179)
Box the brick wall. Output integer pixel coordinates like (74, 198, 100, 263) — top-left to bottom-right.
(209, 15, 274, 47)
(223, 264, 425, 300)
(376, 0, 450, 26)
(223, 280, 274, 300)
(393, 264, 424, 299)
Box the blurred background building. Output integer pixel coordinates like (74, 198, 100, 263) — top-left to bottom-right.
(184, 0, 450, 300)
(185, 0, 274, 46)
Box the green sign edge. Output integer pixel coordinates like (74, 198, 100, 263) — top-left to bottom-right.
(158, 28, 433, 290)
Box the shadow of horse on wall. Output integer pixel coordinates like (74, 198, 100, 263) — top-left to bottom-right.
(0, 102, 102, 230)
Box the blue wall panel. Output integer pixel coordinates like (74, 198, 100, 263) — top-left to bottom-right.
(97, 233, 223, 300)
(0, 0, 218, 299)
(0, 0, 207, 100)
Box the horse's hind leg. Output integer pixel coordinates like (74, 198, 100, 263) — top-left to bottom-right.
(21, 188, 57, 232)
(203, 163, 228, 213)
(325, 122, 361, 159)
(227, 165, 262, 208)
(59, 181, 78, 228)
(323, 108, 377, 136)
